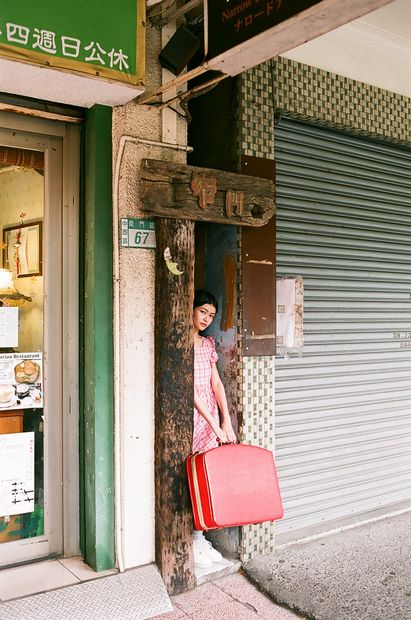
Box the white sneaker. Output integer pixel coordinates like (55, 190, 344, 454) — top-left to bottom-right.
(197, 535, 223, 563)
(193, 536, 212, 568)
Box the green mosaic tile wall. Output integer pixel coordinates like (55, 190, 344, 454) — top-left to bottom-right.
(239, 357, 276, 562)
(237, 56, 411, 561)
(238, 57, 411, 155)
(237, 60, 275, 160)
(275, 58, 411, 143)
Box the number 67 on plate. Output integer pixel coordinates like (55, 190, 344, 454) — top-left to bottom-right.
(121, 218, 156, 249)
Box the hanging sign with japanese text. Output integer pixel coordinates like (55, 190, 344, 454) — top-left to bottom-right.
(206, 0, 323, 59)
(0, 0, 145, 86)
(205, 0, 393, 76)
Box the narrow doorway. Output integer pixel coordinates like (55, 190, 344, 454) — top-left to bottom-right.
(0, 112, 80, 568)
(193, 221, 240, 576)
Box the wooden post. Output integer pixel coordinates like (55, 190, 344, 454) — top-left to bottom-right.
(155, 217, 196, 595)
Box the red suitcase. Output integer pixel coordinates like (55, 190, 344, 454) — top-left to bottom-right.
(186, 443, 283, 530)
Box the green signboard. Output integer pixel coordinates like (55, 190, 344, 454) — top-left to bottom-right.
(0, 0, 145, 86)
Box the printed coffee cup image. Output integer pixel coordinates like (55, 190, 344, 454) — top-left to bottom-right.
(16, 383, 30, 399)
(0, 384, 15, 403)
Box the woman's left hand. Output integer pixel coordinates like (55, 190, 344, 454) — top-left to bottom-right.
(221, 419, 237, 443)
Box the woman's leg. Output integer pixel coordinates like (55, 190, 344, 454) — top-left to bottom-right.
(193, 530, 223, 564)
(193, 530, 212, 568)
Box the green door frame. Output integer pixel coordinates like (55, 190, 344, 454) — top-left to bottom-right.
(81, 104, 115, 571)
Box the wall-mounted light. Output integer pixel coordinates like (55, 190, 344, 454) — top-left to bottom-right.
(0, 268, 32, 306)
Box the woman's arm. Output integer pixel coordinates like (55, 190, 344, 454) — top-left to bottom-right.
(194, 388, 228, 443)
(211, 364, 237, 442)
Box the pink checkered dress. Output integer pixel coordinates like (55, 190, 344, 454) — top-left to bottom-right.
(193, 336, 219, 453)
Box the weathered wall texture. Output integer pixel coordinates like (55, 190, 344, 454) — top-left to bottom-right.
(112, 24, 188, 569)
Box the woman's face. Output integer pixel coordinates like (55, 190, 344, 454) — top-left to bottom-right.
(193, 304, 216, 332)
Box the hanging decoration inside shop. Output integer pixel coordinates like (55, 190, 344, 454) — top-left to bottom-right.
(0, 148, 44, 172)
(3, 220, 42, 279)
(139, 159, 275, 227)
(163, 246, 184, 276)
(276, 276, 304, 356)
(0, 268, 32, 306)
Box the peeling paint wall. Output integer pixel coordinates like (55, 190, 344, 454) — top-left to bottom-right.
(112, 24, 188, 569)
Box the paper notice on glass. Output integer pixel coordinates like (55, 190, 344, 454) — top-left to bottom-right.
(276, 277, 304, 350)
(0, 307, 18, 348)
(0, 432, 35, 516)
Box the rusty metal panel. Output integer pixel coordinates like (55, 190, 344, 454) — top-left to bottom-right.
(241, 155, 276, 356)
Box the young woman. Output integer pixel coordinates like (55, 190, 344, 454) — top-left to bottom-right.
(192, 289, 236, 568)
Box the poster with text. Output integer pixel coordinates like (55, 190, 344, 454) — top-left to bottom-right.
(0, 432, 35, 517)
(0, 352, 42, 409)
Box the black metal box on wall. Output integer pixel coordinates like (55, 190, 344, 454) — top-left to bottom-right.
(159, 25, 201, 76)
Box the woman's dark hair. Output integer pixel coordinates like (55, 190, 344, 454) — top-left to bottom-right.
(193, 288, 218, 313)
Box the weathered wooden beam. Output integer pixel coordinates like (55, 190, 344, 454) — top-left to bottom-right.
(139, 159, 275, 227)
(155, 218, 196, 595)
(241, 155, 277, 357)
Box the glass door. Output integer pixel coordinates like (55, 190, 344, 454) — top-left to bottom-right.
(0, 117, 68, 566)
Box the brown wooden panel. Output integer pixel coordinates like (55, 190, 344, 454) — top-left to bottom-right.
(0, 410, 24, 434)
(241, 156, 276, 357)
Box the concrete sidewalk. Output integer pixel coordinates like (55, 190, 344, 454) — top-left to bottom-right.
(3, 511, 410, 619)
(153, 572, 304, 620)
(244, 511, 411, 620)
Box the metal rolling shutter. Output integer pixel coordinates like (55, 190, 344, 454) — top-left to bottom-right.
(275, 118, 411, 539)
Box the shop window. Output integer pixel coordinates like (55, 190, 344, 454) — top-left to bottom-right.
(0, 148, 45, 545)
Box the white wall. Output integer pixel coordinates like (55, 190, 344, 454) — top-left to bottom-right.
(0, 168, 44, 352)
(112, 24, 188, 569)
(0, 58, 144, 107)
(282, 0, 411, 98)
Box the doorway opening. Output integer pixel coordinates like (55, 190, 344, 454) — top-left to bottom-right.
(193, 221, 240, 579)
(0, 112, 80, 569)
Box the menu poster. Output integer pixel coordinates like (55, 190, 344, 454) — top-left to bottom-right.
(0, 352, 43, 410)
(0, 308, 18, 348)
(0, 432, 35, 517)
